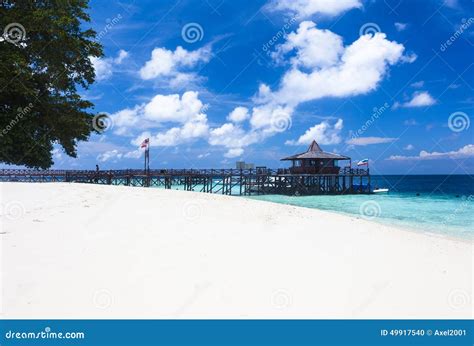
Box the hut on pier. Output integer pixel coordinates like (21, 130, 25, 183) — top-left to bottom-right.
(281, 140, 351, 174)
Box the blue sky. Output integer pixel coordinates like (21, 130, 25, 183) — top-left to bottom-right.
(52, 0, 473, 174)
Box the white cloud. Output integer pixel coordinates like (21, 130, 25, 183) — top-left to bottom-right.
(245, 22, 408, 138)
(107, 21, 409, 159)
(285, 119, 343, 145)
(143, 91, 205, 123)
(124, 149, 143, 159)
(145, 120, 209, 147)
(267, 0, 362, 17)
(394, 22, 408, 31)
(410, 80, 424, 88)
(394, 91, 436, 108)
(209, 123, 262, 149)
(227, 107, 250, 123)
(346, 137, 397, 146)
(262, 22, 407, 107)
(224, 148, 244, 158)
(114, 50, 129, 64)
(404, 144, 414, 150)
(90, 49, 128, 81)
(272, 21, 344, 69)
(139, 46, 211, 85)
(400, 52, 417, 63)
(112, 91, 208, 136)
(388, 144, 474, 161)
(97, 149, 123, 162)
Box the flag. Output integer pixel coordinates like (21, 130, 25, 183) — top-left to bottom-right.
(357, 159, 369, 166)
(140, 138, 149, 148)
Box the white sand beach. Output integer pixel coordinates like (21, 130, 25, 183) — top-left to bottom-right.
(1, 182, 472, 319)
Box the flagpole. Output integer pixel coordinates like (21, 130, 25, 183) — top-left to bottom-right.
(147, 143, 150, 174)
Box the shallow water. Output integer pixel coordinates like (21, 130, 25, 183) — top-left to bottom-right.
(248, 175, 474, 240)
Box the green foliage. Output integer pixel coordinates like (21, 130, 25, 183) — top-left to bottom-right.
(0, 0, 103, 169)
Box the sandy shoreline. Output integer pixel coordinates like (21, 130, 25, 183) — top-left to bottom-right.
(1, 182, 472, 319)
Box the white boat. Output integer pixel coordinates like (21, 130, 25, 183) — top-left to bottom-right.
(373, 188, 389, 193)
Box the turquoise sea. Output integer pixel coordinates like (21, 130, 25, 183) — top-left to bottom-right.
(248, 175, 474, 240)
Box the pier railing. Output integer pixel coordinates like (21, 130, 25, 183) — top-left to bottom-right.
(0, 168, 371, 196)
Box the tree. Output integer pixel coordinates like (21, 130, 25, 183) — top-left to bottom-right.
(0, 0, 103, 169)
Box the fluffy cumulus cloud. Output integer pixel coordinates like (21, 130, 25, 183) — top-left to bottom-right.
(111, 91, 209, 142)
(388, 144, 474, 161)
(346, 136, 397, 146)
(97, 149, 123, 162)
(262, 22, 407, 107)
(286, 119, 343, 145)
(91, 49, 128, 81)
(237, 21, 410, 152)
(128, 91, 210, 147)
(224, 148, 244, 158)
(394, 91, 436, 108)
(227, 107, 250, 123)
(267, 0, 362, 17)
(139, 45, 211, 86)
(106, 18, 410, 159)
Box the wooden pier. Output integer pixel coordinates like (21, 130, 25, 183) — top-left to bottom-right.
(0, 140, 373, 196)
(0, 167, 371, 196)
